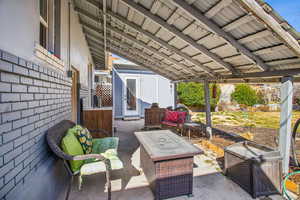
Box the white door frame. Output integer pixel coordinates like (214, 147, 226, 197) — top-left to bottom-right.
(123, 75, 139, 116)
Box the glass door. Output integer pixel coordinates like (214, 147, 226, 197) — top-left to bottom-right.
(124, 77, 139, 116)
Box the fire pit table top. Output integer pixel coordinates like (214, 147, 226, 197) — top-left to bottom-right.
(134, 130, 203, 161)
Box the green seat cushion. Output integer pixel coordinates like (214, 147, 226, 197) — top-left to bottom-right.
(61, 132, 84, 173)
(85, 138, 121, 165)
(71, 125, 93, 154)
(92, 137, 119, 154)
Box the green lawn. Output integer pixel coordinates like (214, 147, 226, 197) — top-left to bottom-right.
(194, 111, 300, 130)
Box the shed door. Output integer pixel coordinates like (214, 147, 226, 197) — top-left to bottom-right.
(123, 77, 139, 116)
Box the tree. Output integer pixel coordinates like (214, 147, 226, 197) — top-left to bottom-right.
(231, 84, 260, 106)
(177, 82, 220, 109)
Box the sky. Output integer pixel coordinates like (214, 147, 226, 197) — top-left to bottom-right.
(113, 0, 300, 63)
(265, 0, 300, 31)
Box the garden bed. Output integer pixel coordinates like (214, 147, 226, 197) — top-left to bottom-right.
(190, 111, 300, 195)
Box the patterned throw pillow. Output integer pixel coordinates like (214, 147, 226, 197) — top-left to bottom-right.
(164, 110, 179, 122)
(76, 128, 93, 154)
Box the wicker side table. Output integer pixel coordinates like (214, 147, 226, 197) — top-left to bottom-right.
(144, 108, 165, 130)
(182, 122, 204, 140)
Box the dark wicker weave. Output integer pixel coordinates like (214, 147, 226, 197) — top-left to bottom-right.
(144, 108, 166, 129)
(224, 141, 282, 198)
(140, 143, 194, 200)
(135, 130, 202, 199)
(156, 174, 193, 199)
(46, 120, 111, 200)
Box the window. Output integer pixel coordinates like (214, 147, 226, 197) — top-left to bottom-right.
(53, 0, 61, 57)
(40, 0, 48, 22)
(39, 0, 61, 56)
(39, 0, 48, 49)
(36, 0, 63, 70)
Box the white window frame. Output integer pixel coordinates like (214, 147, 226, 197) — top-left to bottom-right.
(36, 0, 64, 71)
(40, 0, 49, 49)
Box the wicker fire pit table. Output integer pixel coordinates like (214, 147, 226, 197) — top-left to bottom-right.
(134, 130, 202, 200)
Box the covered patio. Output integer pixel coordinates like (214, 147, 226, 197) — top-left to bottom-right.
(73, 0, 300, 174)
(69, 119, 283, 200)
(70, 0, 300, 199)
(1, 0, 300, 199)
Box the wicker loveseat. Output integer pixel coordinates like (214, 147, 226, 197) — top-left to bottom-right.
(46, 120, 122, 200)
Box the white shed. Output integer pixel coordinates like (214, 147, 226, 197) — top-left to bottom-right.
(113, 64, 175, 119)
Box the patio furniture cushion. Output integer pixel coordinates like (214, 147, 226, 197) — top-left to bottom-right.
(177, 111, 187, 123)
(161, 121, 178, 127)
(81, 156, 123, 175)
(69, 125, 93, 154)
(78, 137, 123, 190)
(164, 110, 178, 122)
(61, 132, 85, 172)
(79, 155, 123, 189)
(67, 125, 83, 135)
(92, 137, 119, 154)
(84, 138, 120, 163)
(76, 128, 93, 154)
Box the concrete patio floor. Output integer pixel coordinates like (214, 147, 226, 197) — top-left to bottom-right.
(69, 120, 283, 200)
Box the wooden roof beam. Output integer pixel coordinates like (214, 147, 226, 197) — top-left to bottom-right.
(108, 45, 176, 80)
(238, 29, 271, 44)
(171, 0, 269, 71)
(89, 48, 105, 57)
(205, 0, 232, 19)
(222, 14, 254, 32)
(85, 31, 185, 79)
(87, 36, 188, 79)
(79, 0, 218, 76)
(238, 0, 300, 57)
(81, 20, 191, 78)
(109, 45, 177, 80)
(76, 7, 199, 77)
(176, 68, 300, 82)
(91, 54, 104, 62)
(79, 2, 216, 76)
(120, 0, 238, 74)
(222, 44, 289, 63)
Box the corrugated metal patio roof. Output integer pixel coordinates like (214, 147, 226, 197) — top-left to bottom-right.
(73, 0, 300, 82)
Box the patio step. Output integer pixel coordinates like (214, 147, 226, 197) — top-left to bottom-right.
(123, 116, 140, 121)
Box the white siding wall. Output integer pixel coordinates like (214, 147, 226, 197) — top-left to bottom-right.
(0, 1, 93, 199)
(0, 0, 93, 86)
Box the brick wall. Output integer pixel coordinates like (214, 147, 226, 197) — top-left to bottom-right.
(0, 49, 73, 199)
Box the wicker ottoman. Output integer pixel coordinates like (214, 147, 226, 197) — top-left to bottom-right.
(224, 141, 282, 198)
(135, 130, 202, 200)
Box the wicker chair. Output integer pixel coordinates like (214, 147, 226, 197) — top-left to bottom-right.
(161, 106, 191, 133)
(46, 120, 112, 200)
(174, 106, 191, 121)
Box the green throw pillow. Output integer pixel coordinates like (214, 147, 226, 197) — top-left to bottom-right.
(61, 132, 84, 173)
(76, 128, 93, 154)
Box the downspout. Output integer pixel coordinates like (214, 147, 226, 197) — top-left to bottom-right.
(67, 0, 72, 77)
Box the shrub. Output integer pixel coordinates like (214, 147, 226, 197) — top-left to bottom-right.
(177, 82, 220, 110)
(256, 90, 266, 105)
(231, 84, 259, 106)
